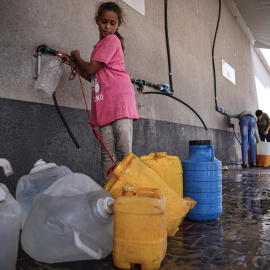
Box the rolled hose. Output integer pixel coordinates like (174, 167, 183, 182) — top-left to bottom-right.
(142, 91, 207, 130)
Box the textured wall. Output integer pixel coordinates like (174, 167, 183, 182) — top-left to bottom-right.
(1, 0, 268, 127)
(1, 0, 269, 194)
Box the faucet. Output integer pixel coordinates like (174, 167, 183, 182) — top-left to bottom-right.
(0, 158, 14, 177)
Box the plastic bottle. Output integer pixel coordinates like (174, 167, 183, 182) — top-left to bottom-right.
(0, 184, 22, 270)
(16, 159, 72, 228)
(34, 56, 63, 98)
(20, 173, 114, 263)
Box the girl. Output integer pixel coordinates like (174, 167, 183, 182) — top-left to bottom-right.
(60, 2, 138, 186)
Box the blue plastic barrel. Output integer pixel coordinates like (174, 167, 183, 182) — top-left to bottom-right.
(182, 140, 222, 221)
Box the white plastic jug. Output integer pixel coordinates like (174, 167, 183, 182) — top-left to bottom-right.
(0, 184, 22, 270)
(16, 159, 72, 228)
(34, 56, 63, 98)
(20, 173, 114, 263)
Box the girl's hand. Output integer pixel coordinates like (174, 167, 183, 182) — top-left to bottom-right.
(71, 50, 80, 60)
(57, 52, 70, 64)
(57, 52, 76, 68)
(263, 130, 269, 135)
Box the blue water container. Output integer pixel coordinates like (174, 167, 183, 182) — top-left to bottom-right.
(182, 140, 222, 221)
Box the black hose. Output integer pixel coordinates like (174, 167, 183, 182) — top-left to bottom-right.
(212, 0, 221, 109)
(164, 0, 174, 92)
(143, 91, 207, 130)
(233, 127, 242, 145)
(53, 92, 81, 150)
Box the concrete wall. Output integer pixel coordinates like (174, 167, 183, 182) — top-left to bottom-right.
(1, 0, 270, 195)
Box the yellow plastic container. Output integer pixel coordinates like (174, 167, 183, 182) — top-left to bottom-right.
(105, 153, 196, 237)
(140, 152, 183, 198)
(113, 187, 167, 270)
(257, 142, 270, 167)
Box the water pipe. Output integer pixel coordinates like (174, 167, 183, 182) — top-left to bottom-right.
(142, 91, 207, 130)
(131, 78, 172, 94)
(34, 45, 81, 150)
(0, 158, 14, 177)
(132, 77, 207, 129)
(35, 45, 74, 77)
(212, 0, 228, 115)
(164, 0, 174, 93)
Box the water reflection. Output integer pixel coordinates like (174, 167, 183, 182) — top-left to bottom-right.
(162, 219, 224, 269)
(242, 173, 262, 220)
(222, 170, 270, 268)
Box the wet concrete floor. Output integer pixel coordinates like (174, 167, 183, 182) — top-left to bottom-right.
(16, 165, 270, 270)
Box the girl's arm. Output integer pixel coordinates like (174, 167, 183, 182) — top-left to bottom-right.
(71, 50, 102, 82)
(58, 51, 102, 82)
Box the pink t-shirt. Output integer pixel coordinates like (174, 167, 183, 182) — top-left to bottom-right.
(90, 35, 138, 127)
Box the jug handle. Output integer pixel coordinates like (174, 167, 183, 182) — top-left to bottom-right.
(207, 145, 215, 162)
(136, 188, 162, 199)
(72, 228, 103, 260)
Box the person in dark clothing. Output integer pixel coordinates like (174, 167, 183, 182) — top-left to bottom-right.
(255, 110, 270, 142)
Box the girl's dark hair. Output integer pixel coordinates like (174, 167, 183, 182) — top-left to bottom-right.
(95, 2, 125, 51)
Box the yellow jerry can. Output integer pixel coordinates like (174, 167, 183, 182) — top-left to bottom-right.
(105, 153, 196, 237)
(140, 152, 183, 198)
(113, 187, 167, 270)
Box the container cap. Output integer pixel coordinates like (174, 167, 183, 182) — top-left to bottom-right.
(0, 186, 6, 202)
(96, 197, 115, 219)
(155, 152, 167, 158)
(29, 159, 57, 174)
(189, 140, 212, 146)
(122, 186, 135, 192)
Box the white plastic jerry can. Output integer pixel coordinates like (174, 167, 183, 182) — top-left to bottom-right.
(16, 159, 72, 228)
(0, 184, 22, 270)
(20, 173, 114, 263)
